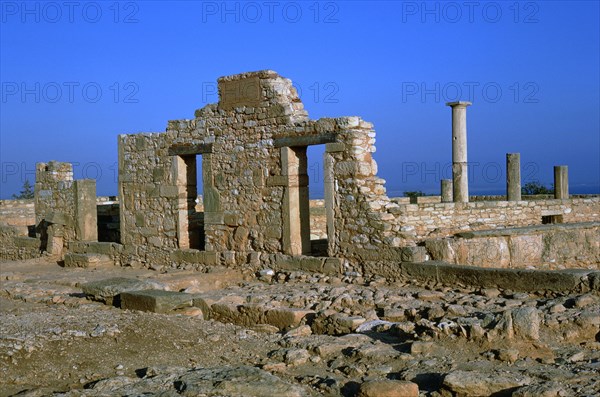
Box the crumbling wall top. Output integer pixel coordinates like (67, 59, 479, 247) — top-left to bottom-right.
(216, 70, 306, 121)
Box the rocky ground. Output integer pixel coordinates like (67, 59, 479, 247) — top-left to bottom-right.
(1, 258, 599, 396)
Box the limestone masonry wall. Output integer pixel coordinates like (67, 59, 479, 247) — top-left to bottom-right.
(0, 224, 40, 261)
(0, 199, 35, 227)
(391, 197, 600, 239)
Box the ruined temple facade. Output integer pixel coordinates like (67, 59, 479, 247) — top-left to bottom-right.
(117, 70, 389, 270)
(1, 71, 599, 272)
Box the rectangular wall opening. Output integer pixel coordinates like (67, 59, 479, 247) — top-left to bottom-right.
(176, 154, 205, 250)
(97, 197, 120, 243)
(307, 145, 328, 256)
(542, 214, 563, 224)
(282, 144, 334, 257)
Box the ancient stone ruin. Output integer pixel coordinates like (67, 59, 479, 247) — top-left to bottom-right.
(2, 71, 600, 397)
(1, 70, 599, 274)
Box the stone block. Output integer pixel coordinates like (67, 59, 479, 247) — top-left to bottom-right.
(224, 212, 240, 226)
(266, 175, 287, 187)
(325, 142, 345, 153)
(264, 308, 315, 330)
(81, 277, 165, 305)
(159, 186, 179, 198)
(323, 257, 342, 274)
(64, 253, 113, 268)
(400, 246, 428, 262)
(357, 380, 419, 397)
(218, 75, 262, 110)
(277, 257, 323, 272)
(204, 212, 224, 225)
(120, 289, 194, 313)
(46, 212, 69, 225)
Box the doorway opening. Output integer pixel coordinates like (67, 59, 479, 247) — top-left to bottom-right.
(307, 145, 328, 256)
(282, 145, 333, 257)
(175, 154, 205, 250)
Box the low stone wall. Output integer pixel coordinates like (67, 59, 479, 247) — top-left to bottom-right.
(424, 222, 600, 269)
(390, 197, 600, 239)
(0, 199, 35, 227)
(0, 224, 41, 261)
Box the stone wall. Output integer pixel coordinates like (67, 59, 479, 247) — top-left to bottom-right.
(117, 70, 376, 267)
(0, 224, 40, 261)
(0, 199, 35, 227)
(34, 161, 98, 256)
(389, 197, 600, 240)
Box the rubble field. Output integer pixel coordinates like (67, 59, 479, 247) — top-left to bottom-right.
(1, 258, 599, 397)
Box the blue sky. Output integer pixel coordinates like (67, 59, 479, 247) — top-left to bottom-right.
(1, 0, 599, 199)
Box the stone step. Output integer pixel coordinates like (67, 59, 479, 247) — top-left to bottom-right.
(63, 253, 114, 268)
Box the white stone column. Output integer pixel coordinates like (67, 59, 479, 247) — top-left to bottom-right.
(446, 101, 472, 202)
(554, 165, 569, 199)
(506, 153, 521, 201)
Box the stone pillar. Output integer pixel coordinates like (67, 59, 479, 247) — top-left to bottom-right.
(506, 153, 521, 201)
(281, 146, 311, 256)
(441, 179, 453, 202)
(554, 165, 569, 199)
(74, 179, 98, 241)
(446, 101, 472, 202)
(323, 150, 336, 256)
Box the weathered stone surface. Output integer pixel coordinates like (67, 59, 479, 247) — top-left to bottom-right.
(511, 307, 540, 340)
(395, 261, 595, 293)
(356, 380, 419, 397)
(81, 277, 164, 304)
(63, 253, 113, 268)
(512, 382, 567, 397)
(120, 290, 194, 313)
(311, 312, 366, 335)
(443, 370, 531, 396)
(264, 308, 314, 330)
(175, 365, 309, 396)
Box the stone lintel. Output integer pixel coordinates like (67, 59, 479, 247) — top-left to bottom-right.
(274, 133, 337, 148)
(168, 143, 213, 156)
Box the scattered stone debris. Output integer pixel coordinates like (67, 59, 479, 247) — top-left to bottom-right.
(1, 258, 600, 396)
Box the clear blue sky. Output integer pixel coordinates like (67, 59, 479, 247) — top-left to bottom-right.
(1, 1, 599, 199)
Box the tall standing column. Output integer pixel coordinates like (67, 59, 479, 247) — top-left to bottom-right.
(554, 165, 569, 199)
(441, 179, 453, 202)
(446, 101, 472, 202)
(506, 153, 521, 201)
